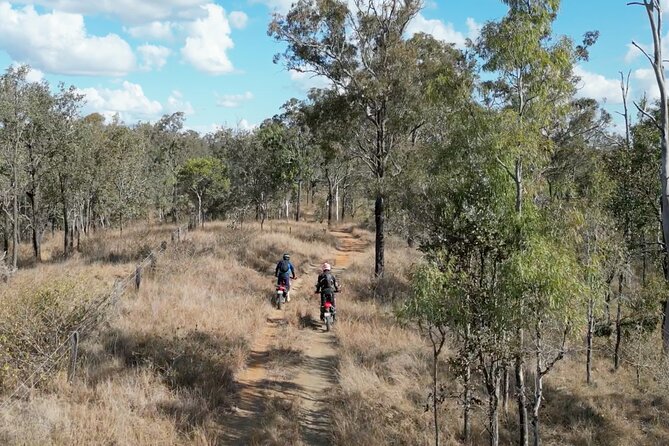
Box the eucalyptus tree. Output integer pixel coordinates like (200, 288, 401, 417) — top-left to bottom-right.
(0, 65, 31, 268)
(26, 83, 83, 259)
(301, 89, 355, 226)
(99, 119, 150, 233)
(177, 157, 229, 227)
(270, 0, 469, 276)
(628, 0, 669, 351)
(147, 112, 191, 222)
(278, 98, 319, 222)
(475, 1, 598, 441)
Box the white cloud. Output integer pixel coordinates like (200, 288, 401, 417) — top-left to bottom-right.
(633, 67, 661, 100)
(217, 91, 253, 108)
(624, 43, 642, 64)
(253, 0, 294, 14)
(465, 17, 482, 41)
(25, 66, 44, 83)
(138, 44, 171, 71)
(79, 81, 163, 122)
(167, 90, 194, 115)
(407, 14, 478, 49)
(573, 66, 623, 104)
(12, 0, 209, 24)
(125, 21, 176, 41)
(237, 119, 257, 131)
(0, 3, 135, 76)
(289, 69, 331, 92)
(181, 4, 235, 74)
(229, 11, 248, 29)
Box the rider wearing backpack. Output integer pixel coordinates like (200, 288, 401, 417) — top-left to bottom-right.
(316, 263, 339, 320)
(275, 253, 297, 301)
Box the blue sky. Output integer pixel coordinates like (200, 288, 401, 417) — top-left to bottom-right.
(0, 0, 663, 133)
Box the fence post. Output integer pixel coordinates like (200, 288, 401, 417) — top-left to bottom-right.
(135, 264, 142, 290)
(150, 252, 157, 272)
(177, 227, 182, 242)
(68, 331, 79, 383)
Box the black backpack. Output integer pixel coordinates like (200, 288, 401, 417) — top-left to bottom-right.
(279, 259, 290, 274)
(319, 272, 335, 290)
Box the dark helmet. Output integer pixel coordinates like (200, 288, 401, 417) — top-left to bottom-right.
(283, 253, 290, 260)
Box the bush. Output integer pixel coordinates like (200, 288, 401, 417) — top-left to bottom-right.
(0, 278, 101, 391)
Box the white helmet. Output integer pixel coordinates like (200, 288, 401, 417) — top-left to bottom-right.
(322, 263, 331, 272)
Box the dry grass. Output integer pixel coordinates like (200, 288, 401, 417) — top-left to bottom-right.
(327, 237, 461, 445)
(0, 220, 337, 445)
(328, 228, 669, 446)
(4, 221, 669, 445)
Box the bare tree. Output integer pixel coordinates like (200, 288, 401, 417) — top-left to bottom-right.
(629, 0, 669, 352)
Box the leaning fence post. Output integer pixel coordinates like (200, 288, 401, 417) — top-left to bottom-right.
(68, 331, 79, 383)
(135, 264, 142, 290)
(150, 252, 157, 272)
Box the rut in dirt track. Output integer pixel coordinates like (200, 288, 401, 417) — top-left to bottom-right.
(221, 229, 368, 445)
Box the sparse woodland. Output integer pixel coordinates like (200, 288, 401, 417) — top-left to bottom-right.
(2, 0, 669, 445)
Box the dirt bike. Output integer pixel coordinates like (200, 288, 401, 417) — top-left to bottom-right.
(275, 284, 287, 310)
(274, 277, 296, 310)
(316, 290, 339, 332)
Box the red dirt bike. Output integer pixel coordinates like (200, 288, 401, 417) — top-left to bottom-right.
(274, 277, 296, 310)
(316, 290, 339, 332)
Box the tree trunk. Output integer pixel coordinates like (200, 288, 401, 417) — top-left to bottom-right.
(32, 226, 42, 263)
(432, 343, 440, 446)
(375, 192, 385, 277)
(516, 329, 529, 446)
(586, 296, 595, 384)
(197, 193, 203, 228)
(614, 287, 623, 370)
(11, 190, 18, 270)
(636, 0, 669, 354)
(27, 181, 42, 262)
(327, 189, 333, 227)
(171, 183, 178, 223)
(335, 184, 340, 223)
(296, 180, 302, 222)
(531, 322, 544, 446)
(487, 373, 500, 446)
(502, 366, 509, 413)
(63, 206, 70, 257)
(3, 207, 9, 255)
(340, 185, 347, 222)
(463, 324, 472, 444)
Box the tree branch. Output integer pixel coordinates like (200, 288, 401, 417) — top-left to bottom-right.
(631, 41, 655, 67)
(633, 101, 662, 130)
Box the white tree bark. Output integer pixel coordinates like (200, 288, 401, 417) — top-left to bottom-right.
(632, 0, 669, 352)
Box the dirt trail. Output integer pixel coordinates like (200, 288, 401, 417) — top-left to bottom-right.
(221, 229, 368, 445)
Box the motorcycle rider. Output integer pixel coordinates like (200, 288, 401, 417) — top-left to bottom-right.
(275, 253, 297, 301)
(316, 263, 339, 321)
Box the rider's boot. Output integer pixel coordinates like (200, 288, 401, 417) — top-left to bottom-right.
(286, 291, 291, 302)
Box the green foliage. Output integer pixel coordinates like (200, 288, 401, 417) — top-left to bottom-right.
(501, 233, 585, 324)
(400, 262, 450, 328)
(177, 156, 230, 221)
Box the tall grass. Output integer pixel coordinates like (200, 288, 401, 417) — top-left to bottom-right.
(0, 221, 337, 445)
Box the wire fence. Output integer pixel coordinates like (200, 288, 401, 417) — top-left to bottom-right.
(0, 225, 188, 413)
